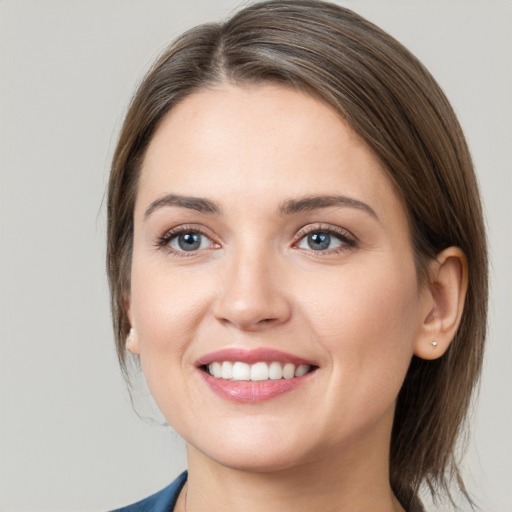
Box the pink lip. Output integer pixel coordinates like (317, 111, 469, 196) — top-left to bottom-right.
(195, 347, 316, 366)
(198, 370, 316, 403)
(195, 348, 318, 403)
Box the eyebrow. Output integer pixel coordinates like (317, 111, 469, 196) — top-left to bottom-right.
(278, 195, 379, 220)
(143, 193, 378, 221)
(144, 194, 221, 220)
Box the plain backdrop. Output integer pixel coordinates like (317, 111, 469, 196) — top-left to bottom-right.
(0, 1, 510, 511)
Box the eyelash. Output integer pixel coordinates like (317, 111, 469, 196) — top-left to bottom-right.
(293, 224, 357, 255)
(156, 224, 219, 257)
(156, 223, 357, 257)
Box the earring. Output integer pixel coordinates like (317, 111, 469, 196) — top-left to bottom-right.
(431, 341, 438, 347)
(126, 327, 134, 344)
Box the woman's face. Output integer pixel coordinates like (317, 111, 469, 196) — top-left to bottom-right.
(128, 84, 431, 471)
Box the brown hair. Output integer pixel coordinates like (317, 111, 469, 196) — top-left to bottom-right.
(107, 1, 488, 509)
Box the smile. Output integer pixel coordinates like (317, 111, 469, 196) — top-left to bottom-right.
(196, 348, 318, 402)
(206, 361, 312, 381)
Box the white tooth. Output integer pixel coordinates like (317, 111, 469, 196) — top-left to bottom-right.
(221, 361, 233, 380)
(232, 362, 251, 381)
(209, 362, 222, 378)
(295, 364, 310, 377)
(282, 363, 296, 379)
(268, 361, 283, 380)
(251, 362, 269, 381)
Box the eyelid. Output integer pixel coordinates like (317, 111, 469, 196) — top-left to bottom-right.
(155, 222, 357, 257)
(157, 224, 221, 255)
(293, 223, 358, 253)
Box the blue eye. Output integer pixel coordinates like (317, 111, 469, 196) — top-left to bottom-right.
(307, 233, 334, 250)
(169, 232, 212, 252)
(296, 229, 351, 252)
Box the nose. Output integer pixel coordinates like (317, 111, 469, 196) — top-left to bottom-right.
(212, 249, 292, 331)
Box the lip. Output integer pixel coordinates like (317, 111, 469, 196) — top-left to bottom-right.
(195, 348, 318, 403)
(198, 370, 316, 403)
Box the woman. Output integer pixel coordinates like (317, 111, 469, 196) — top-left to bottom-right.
(107, 1, 487, 510)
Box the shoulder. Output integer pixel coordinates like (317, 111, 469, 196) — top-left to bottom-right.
(109, 471, 188, 512)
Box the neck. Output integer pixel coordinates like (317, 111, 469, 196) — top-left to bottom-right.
(179, 431, 405, 512)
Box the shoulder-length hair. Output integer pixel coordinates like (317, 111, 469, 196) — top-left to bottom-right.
(107, 1, 488, 509)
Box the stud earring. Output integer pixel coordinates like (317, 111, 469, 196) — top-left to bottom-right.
(431, 341, 438, 347)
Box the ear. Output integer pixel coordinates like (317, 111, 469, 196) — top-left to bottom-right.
(414, 247, 468, 360)
(124, 297, 140, 355)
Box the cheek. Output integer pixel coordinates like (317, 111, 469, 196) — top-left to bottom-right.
(130, 261, 213, 361)
(298, 259, 421, 393)
(128, 262, 215, 430)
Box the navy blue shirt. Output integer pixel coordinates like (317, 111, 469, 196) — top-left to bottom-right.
(111, 471, 187, 512)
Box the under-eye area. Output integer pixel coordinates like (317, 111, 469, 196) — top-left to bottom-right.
(202, 361, 319, 381)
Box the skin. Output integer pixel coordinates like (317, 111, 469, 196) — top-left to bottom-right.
(127, 84, 467, 512)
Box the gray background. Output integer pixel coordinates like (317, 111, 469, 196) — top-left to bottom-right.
(0, 1, 510, 510)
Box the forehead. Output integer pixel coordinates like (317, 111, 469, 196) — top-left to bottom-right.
(137, 84, 404, 223)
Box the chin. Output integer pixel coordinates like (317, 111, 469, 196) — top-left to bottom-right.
(201, 445, 311, 474)
(182, 420, 319, 473)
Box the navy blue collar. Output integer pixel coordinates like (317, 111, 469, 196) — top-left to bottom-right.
(110, 470, 188, 512)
